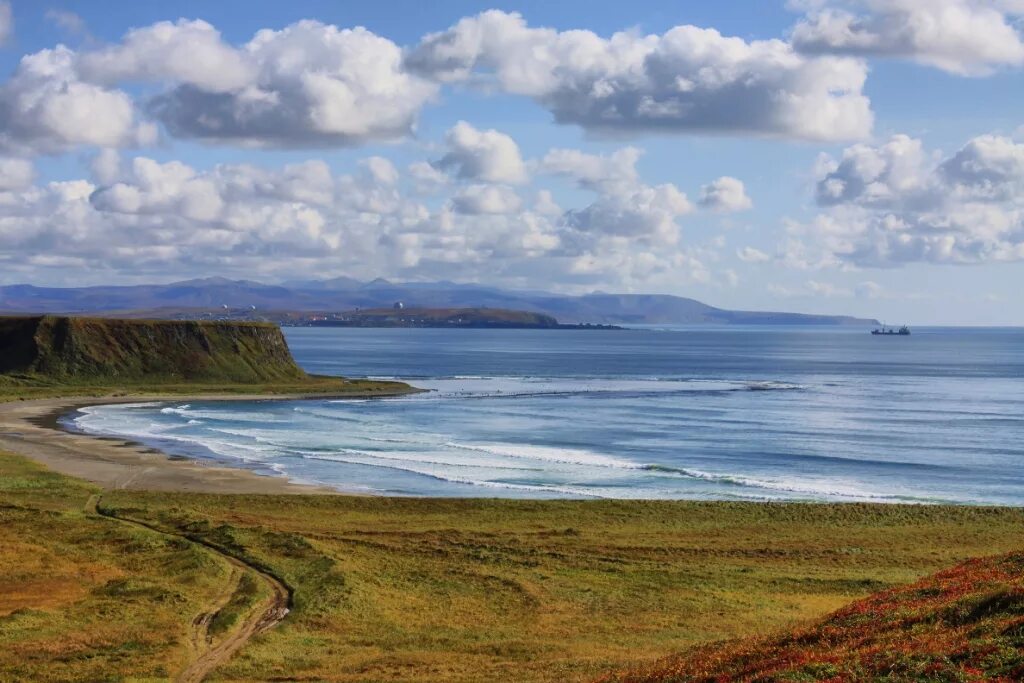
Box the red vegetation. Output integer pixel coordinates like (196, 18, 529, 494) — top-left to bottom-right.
(600, 552, 1024, 682)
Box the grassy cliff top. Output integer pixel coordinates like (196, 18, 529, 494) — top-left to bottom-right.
(0, 315, 414, 397)
(0, 315, 306, 384)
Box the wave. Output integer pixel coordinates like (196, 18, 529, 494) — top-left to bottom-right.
(642, 464, 937, 503)
(395, 376, 807, 401)
(296, 450, 608, 498)
(296, 447, 540, 472)
(445, 441, 644, 470)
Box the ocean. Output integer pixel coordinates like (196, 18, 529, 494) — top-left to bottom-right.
(70, 326, 1024, 504)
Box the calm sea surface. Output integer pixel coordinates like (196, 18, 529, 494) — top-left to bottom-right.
(71, 326, 1024, 504)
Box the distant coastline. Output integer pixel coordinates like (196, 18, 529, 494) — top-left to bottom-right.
(0, 277, 879, 326)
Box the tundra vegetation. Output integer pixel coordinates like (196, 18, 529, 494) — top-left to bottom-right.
(2, 449, 1023, 681)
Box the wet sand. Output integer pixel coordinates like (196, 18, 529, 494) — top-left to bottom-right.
(0, 393, 390, 495)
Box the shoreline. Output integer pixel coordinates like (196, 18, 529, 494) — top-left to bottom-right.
(0, 392, 414, 496)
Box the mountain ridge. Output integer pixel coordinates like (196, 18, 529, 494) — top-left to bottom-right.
(0, 278, 879, 326)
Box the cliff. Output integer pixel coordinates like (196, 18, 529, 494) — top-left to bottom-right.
(0, 316, 308, 383)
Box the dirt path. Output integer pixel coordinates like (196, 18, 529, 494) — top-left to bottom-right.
(84, 494, 291, 682)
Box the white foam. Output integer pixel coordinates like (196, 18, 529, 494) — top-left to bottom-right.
(446, 441, 643, 470)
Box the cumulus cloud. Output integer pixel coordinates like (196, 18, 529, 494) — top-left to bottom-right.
(0, 157, 33, 191)
(0, 138, 729, 289)
(145, 21, 438, 147)
(79, 19, 255, 93)
(814, 134, 931, 207)
(542, 147, 693, 246)
(699, 176, 753, 212)
(541, 147, 642, 195)
(796, 132, 1024, 266)
(791, 0, 1024, 76)
(0, 46, 156, 154)
(407, 161, 449, 194)
(437, 121, 527, 184)
(939, 134, 1024, 200)
(451, 184, 523, 214)
(408, 10, 873, 141)
(0, 11, 880, 153)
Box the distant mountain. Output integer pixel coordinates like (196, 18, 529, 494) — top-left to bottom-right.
(0, 278, 879, 326)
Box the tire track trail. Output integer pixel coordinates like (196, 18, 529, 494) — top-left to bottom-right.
(84, 493, 291, 682)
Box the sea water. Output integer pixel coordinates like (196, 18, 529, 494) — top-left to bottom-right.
(70, 326, 1024, 504)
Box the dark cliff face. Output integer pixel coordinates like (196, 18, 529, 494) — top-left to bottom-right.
(0, 316, 307, 383)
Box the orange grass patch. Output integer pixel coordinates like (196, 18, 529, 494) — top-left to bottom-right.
(600, 552, 1024, 683)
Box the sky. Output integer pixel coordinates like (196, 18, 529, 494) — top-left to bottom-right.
(0, 1, 1023, 324)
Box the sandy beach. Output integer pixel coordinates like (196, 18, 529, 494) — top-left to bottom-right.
(0, 394, 372, 495)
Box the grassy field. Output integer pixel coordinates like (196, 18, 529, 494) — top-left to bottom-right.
(3, 445, 1022, 682)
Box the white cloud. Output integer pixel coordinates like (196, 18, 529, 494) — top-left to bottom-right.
(0, 46, 155, 154)
(791, 0, 1024, 76)
(533, 189, 562, 217)
(407, 161, 449, 194)
(408, 10, 873, 141)
(699, 176, 753, 212)
(90, 149, 122, 185)
(132, 20, 438, 147)
(814, 134, 931, 207)
(0, 141, 727, 290)
(438, 121, 527, 184)
(939, 134, 1024, 201)
(0, 12, 879, 154)
(361, 156, 399, 186)
(542, 146, 693, 245)
(542, 147, 642, 195)
(79, 19, 255, 93)
(451, 184, 522, 214)
(737, 246, 771, 262)
(855, 280, 884, 298)
(0, 157, 33, 191)
(799, 133, 1024, 266)
(564, 184, 692, 244)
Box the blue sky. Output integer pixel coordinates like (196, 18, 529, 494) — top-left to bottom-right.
(0, 1, 1023, 324)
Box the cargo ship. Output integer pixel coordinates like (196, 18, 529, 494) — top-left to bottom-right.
(871, 325, 910, 336)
